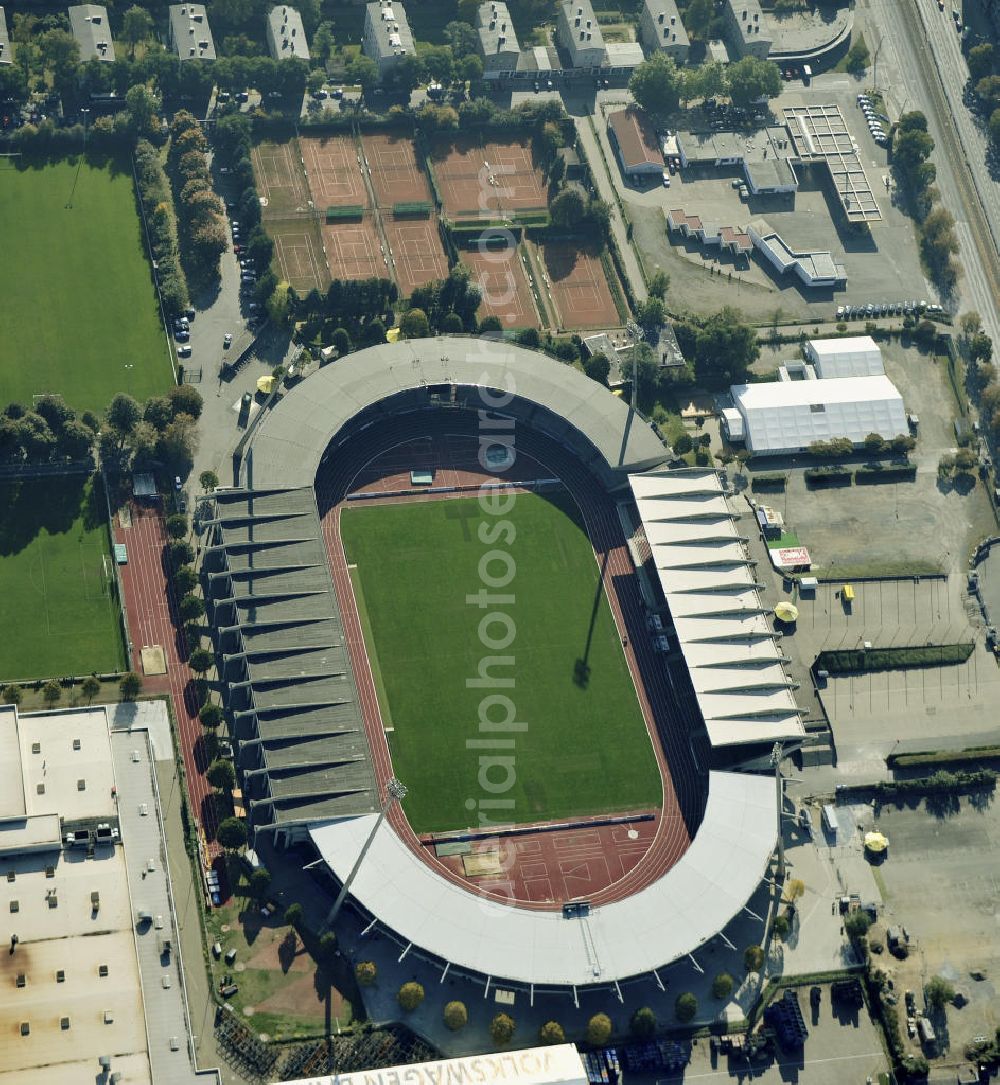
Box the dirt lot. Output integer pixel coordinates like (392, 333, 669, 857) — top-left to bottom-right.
(868, 795, 1000, 1071)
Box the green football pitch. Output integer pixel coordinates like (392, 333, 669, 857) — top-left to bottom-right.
(0, 155, 173, 415)
(0, 476, 127, 682)
(341, 491, 663, 834)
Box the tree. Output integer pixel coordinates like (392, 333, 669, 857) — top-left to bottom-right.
(675, 992, 697, 1022)
(725, 56, 782, 110)
(673, 432, 694, 454)
(636, 296, 665, 328)
(174, 566, 198, 594)
(106, 393, 141, 437)
(444, 1001, 468, 1030)
(959, 311, 982, 338)
(168, 384, 204, 421)
(82, 675, 101, 703)
(179, 594, 205, 622)
(284, 902, 303, 927)
(188, 647, 215, 675)
(397, 981, 425, 1011)
(914, 319, 938, 349)
(539, 1021, 566, 1044)
(991, 107, 1000, 147)
(587, 1013, 613, 1046)
(158, 414, 199, 476)
(773, 913, 791, 939)
(199, 702, 223, 728)
(844, 909, 872, 939)
(122, 5, 154, 57)
(355, 960, 377, 985)
(207, 758, 236, 792)
(444, 19, 479, 58)
(401, 308, 431, 339)
(42, 680, 62, 706)
(388, 53, 425, 96)
(648, 270, 669, 299)
(968, 43, 995, 82)
(969, 332, 993, 365)
(318, 931, 338, 958)
(120, 671, 142, 700)
(168, 540, 195, 569)
(550, 187, 587, 229)
(845, 38, 870, 76)
(267, 281, 292, 326)
(331, 328, 352, 356)
(217, 816, 248, 850)
(685, 0, 715, 39)
(925, 975, 955, 1010)
(863, 432, 887, 455)
(689, 308, 759, 388)
(126, 82, 161, 134)
(199, 469, 219, 492)
(249, 866, 271, 896)
(166, 513, 188, 539)
(711, 973, 734, 1000)
(630, 1006, 657, 1038)
(784, 878, 805, 902)
(584, 351, 611, 386)
(744, 944, 765, 972)
(490, 1013, 516, 1045)
(1, 684, 21, 706)
(458, 54, 484, 83)
(629, 53, 682, 116)
(39, 29, 80, 92)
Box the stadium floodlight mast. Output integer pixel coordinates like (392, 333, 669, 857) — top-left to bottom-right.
(325, 776, 407, 930)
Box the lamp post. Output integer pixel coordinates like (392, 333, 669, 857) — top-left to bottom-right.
(325, 776, 407, 930)
(770, 741, 785, 880)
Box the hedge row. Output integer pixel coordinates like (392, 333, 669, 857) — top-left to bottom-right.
(886, 745, 1000, 769)
(817, 643, 974, 674)
(806, 464, 916, 487)
(750, 473, 787, 492)
(134, 139, 189, 317)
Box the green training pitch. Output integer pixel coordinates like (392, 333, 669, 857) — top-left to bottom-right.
(0, 476, 127, 682)
(341, 491, 663, 834)
(0, 155, 173, 414)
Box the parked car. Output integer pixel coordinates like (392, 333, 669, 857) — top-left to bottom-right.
(224, 333, 233, 348)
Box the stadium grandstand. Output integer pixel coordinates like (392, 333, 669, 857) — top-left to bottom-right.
(204, 337, 803, 996)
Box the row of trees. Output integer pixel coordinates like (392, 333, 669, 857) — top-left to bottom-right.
(0, 397, 99, 466)
(135, 137, 189, 318)
(629, 54, 782, 118)
(168, 112, 228, 284)
(400, 266, 483, 338)
(550, 187, 612, 245)
(293, 278, 399, 351)
(967, 43, 1000, 146)
(99, 386, 203, 476)
(2, 671, 142, 707)
(891, 111, 962, 296)
(808, 433, 916, 458)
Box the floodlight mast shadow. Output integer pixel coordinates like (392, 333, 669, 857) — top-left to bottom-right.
(324, 777, 407, 930)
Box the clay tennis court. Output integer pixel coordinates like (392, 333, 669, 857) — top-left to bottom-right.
(541, 241, 619, 330)
(300, 133, 369, 209)
(271, 219, 325, 293)
(253, 140, 311, 217)
(430, 135, 546, 219)
(384, 214, 449, 297)
(462, 245, 540, 329)
(322, 216, 385, 282)
(361, 132, 432, 208)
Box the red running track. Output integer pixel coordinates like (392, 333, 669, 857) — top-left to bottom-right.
(114, 500, 220, 852)
(315, 414, 706, 911)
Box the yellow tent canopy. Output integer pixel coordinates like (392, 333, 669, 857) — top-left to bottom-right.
(774, 601, 799, 622)
(864, 831, 889, 854)
(256, 375, 275, 395)
(386, 326, 402, 343)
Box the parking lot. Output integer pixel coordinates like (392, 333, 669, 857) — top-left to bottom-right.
(868, 796, 1000, 1067)
(617, 73, 932, 320)
(648, 983, 889, 1085)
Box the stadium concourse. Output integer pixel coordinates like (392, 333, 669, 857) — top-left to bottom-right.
(203, 338, 806, 994)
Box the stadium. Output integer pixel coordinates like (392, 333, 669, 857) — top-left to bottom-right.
(203, 337, 806, 996)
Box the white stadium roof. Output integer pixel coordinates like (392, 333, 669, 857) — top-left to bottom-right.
(804, 335, 885, 379)
(629, 468, 805, 748)
(309, 770, 776, 987)
(730, 374, 907, 455)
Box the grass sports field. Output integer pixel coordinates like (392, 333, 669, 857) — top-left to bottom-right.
(0, 476, 126, 681)
(341, 492, 662, 834)
(0, 155, 172, 414)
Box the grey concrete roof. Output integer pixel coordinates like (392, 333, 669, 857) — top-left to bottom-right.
(477, 1, 520, 57)
(642, 0, 689, 48)
(0, 7, 14, 65)
(310, 770, 777, 986)
(244, 338, 667, 492)
(267, 5, 309, 60)
(366, 0, 415, 59)
(168, 3, 216, 60)
(210, 488, 378, 828)
(68, 5, 115, 61)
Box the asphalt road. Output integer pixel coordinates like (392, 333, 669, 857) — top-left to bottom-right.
(864, 0, 1000, 346)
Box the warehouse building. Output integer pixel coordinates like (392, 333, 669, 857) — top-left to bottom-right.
(556, 0, 606, 68)
(748, 221, 846, 287)
(168, 3, 215, 61)
(363, 0, 415, 76)
(607, 106, 664, 179)
(477, 0, 520, 75)
(803, 335, 884, 378)
(724, 373, 908, 454)
(639, 0, 689, 63)
(68, 5, 115, 62)
(267, 5, 309, 61)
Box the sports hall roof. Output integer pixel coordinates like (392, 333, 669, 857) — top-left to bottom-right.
(629, 467, 806, 748)
(310, 770, 776, 987)
(207, 487, 378, 828)
(243, 337, 667, 491)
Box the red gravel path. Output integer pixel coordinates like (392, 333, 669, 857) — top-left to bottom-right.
(113, 500, 219, 853)
(315, 416, 704, 911)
